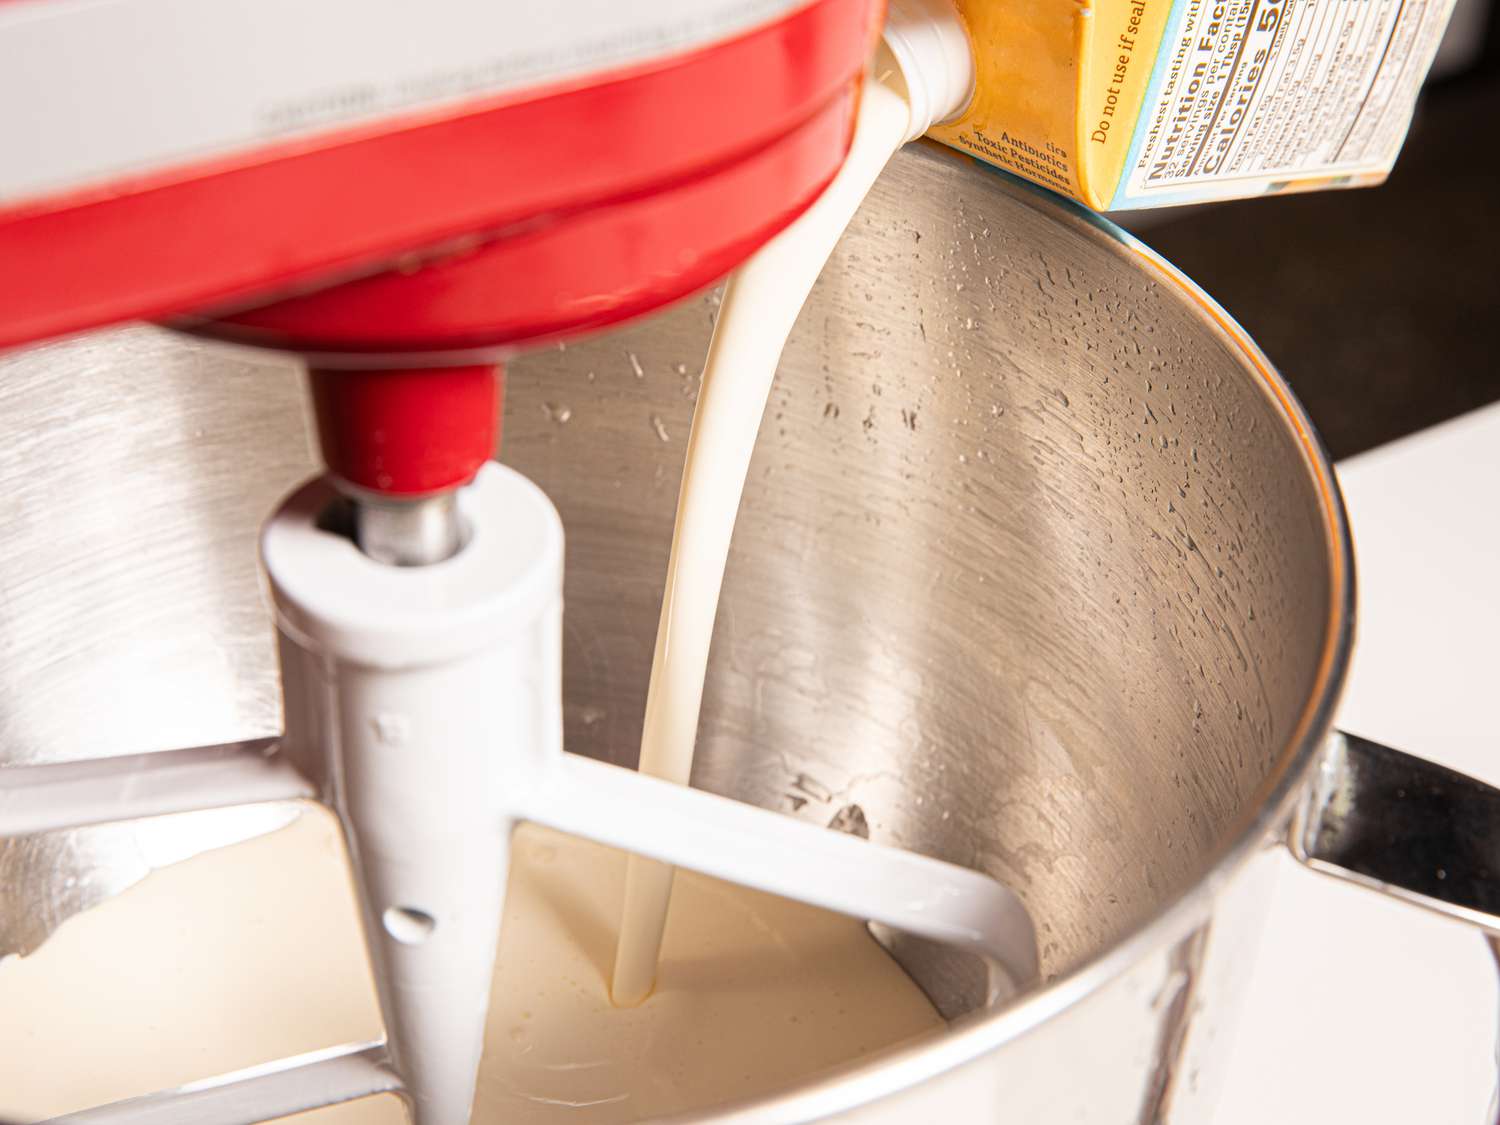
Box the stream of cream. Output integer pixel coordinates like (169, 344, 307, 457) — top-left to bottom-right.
(611, 78, 914, 1006)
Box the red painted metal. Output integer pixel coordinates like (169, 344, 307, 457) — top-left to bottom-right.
(0, 0, 880, 352)
(309, 365, 500, 496)
(190, 87, 856, 355)
(1, 0, 882, 497)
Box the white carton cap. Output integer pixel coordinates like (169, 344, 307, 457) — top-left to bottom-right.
(881, 0, 976, 141)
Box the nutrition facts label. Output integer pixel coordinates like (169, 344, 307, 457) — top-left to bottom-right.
(1124, 0, 1454, 198)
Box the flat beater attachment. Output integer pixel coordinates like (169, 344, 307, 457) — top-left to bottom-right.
(0, 465, 1038, 1125)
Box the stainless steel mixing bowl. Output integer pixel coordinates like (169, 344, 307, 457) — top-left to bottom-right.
(3, 142, 1497, 1123)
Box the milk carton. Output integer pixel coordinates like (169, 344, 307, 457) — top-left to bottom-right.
(892, 0, 1457, 209)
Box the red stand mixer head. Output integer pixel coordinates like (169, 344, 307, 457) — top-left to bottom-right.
(0, 0, 883, 533)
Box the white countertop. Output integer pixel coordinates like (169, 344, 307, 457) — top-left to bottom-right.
(1217, 403, 1500, 1123)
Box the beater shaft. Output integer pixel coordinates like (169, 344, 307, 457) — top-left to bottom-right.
(265, 466, 565, 1125)
(349, 492, 465, 567)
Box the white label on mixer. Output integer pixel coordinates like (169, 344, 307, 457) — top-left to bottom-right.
(0, 0, 805, 205)
(1121, 0, 1455, 202)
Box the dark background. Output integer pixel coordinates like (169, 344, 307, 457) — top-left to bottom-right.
(1127, 4, 1500, 460)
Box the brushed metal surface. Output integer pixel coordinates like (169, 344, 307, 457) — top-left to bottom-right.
(0, 143, 1348, 1122)
(506, 148, 1336, 982)
(0, 329, 314, 956)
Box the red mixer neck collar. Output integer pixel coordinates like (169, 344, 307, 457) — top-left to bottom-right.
(309, 365, 502, 498)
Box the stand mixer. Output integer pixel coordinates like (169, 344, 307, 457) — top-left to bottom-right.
(0, 2, 1037, 1121)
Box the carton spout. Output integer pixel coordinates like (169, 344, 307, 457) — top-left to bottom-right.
(881, 0, 975, 142)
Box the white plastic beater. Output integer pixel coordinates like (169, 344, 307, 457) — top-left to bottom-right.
(1, 463, 1036, 1125)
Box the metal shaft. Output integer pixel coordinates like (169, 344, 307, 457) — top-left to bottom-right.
(350, 492, 464, 567)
